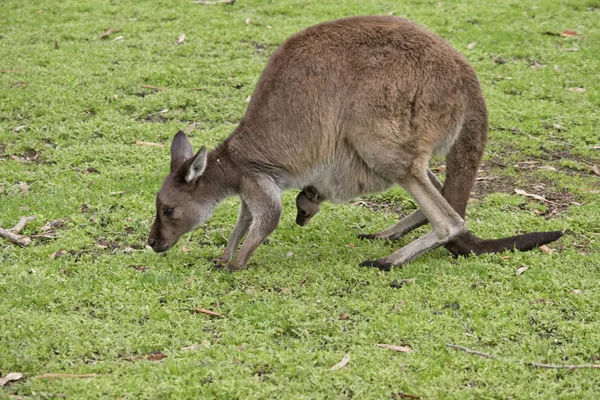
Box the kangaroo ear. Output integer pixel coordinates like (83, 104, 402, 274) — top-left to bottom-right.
(185, 146, 208, 183)
(304, 186, 320, 202)
(170, 131, 194, 172)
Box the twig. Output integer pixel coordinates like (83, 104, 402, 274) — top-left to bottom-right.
(299, 272, 309, 285)
(454, 311, 474, 336)
(192, 0, 235, 4)
(141, 84, 169, 90)
(99, 27, 121, 39)
(0, 216, 36, 246)
(446, 343, 600, 369)
(35, 373, 106, 379)
(529, 362, 600, 370)
(446, 344, 497, 359)
(191, 87, 208, 91)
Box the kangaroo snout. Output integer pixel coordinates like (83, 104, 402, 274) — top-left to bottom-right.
(147, 235, 171, 253)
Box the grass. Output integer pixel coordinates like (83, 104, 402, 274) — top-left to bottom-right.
(1, 0, 599, 398)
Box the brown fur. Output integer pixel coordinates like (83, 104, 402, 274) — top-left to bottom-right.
(148, 16, 563, 271)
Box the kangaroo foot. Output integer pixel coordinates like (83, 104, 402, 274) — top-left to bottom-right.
(359, 259, 393, 271)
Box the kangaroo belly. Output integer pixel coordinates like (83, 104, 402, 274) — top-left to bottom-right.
(290, 157, 394, 203)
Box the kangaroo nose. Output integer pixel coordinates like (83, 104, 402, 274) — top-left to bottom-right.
(148, 237, 157, 247)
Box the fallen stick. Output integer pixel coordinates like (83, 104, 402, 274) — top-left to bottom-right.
(141, 84, 169, 90)
(12, 215, 37, 234)
(446, 343, 600, 370)
(35, 373, 106, 379)
(0, 216, 36, 246)
(192, 0, 235, 4)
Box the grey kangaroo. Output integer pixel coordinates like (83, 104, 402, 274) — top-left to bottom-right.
(148, 16, 563, 271)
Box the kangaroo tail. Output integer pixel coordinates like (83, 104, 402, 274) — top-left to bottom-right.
(442, 84, 563, 256)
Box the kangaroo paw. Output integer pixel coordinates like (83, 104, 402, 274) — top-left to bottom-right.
(212, 257, 228, 270)
(359, 259, 393, 271)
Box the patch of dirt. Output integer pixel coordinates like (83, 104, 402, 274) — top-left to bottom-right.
(9, 148, 44, 163)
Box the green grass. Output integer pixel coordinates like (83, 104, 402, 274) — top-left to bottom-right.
(1, 0, 599, 398)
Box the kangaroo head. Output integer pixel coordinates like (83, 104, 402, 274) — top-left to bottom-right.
(295, 186, 323, 226)
(148, 131, 221, 253)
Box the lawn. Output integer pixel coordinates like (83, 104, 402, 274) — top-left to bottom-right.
(1, 0, 599, 398)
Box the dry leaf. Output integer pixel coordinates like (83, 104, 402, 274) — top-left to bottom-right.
(467, 42, 477, 50)
(195, 307, 225, 318)
(561, 30, 577, 37)
(539, 245, 552, 254)
(0, 372, 23, 387)
(112, 36, 124, 41)
(245, 18, 251, 24)
(339, 313, 350, 320)
(530, 61, 546, 69)
(181, 246, 190, 253)
(13, 125, 26, 132)
(502, 255, 511, 260)
(135, 140, 164, 148)
(50, 250, 67, 259)
(174, 34, 186, 45)
(516, 265, 529, 275)
(568, 87, 585, 93)
(530, 299, 552, 305)
(392, 301, 405, 312)
(99, 27, 121, 39)
(537, 166, 557, 172)
(376, 344, 413, 353)
(109, 191, 126, 195)
(181, 344, 202, 351)
(18, 182, 29, 195)
(280, 287, 292, 295)
(572, 289, 582, 295)
(330, 354, 350, 370)
(184, 121, 197, 134)
(245, 95, 252, 102)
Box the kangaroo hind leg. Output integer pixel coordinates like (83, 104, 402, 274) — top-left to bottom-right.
(357, 170, 443, 241)
(360, 169, 465, 271)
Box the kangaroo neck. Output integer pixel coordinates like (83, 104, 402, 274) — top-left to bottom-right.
(198, 143, 242, 199)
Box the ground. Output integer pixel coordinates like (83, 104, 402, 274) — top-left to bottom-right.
(1, 0, 599, 398)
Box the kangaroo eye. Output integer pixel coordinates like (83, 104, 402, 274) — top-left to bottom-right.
(163, 208, 174, 217)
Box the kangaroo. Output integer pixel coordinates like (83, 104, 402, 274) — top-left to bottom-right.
(295, 187, 323, 226)
(148, 16, 563, 271)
